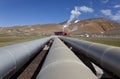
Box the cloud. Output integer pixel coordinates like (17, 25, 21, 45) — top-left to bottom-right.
(101, 9, 120, 21)
(114, 5, 120, 8)
(111, 11, 120, 20)
(100, 9, 112, 16)
(78, 6, 94, 13)
(101, 0, 109, 4)
(64, 6, 94, 28)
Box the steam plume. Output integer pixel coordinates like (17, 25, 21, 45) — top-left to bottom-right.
(72, 26, 78, 31)
(63, 6, 94, 31)
(64, 7, 81, 28)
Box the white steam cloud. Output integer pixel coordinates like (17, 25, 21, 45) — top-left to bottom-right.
(63, 6, 94, 29)
(64, 7, 81, 28)
(74, 20, 80, 23)
(72, 26, 78, 31)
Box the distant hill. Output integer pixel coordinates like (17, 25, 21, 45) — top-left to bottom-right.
(68, 18, 120, 35)
(0, 18, 120, 36)
(0, 24, 64, 36)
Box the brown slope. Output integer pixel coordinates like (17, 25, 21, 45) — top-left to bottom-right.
(69, 18, 120, 35)
(0, 24, 65, 36)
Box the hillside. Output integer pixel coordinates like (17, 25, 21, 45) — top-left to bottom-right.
(0, 18, 120, 36)
(68, 18, 120, 35)
(0, 24, 64, 36)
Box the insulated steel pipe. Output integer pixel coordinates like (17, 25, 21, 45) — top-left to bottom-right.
(0, 37, 51, 78)
(37, 37, 98, 79)
(60, 36, 120, 78)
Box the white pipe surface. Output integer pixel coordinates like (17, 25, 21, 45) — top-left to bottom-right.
(37, 37, 98, 79)
(60, 36, 120, 78)
(0, 37, 51, 78)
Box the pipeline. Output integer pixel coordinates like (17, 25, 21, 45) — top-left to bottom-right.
(36, 37, 98, 79)
(59, 36, 120, 78)
(0, 37, 51, 79)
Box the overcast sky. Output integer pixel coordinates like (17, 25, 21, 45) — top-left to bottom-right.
(0, 0, 120, 27)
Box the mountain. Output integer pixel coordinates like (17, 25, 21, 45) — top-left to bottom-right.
(0, 24, 64, 36)
(68, 18, 120, 35)
(0, 18, 120, 36)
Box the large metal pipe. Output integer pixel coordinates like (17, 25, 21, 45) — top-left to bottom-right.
(36, 37, 98, 79)
(0, 37, 51, 78)
(60, 36, 120, 78)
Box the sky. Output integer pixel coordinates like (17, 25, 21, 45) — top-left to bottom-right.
(0, 0, 120, 27)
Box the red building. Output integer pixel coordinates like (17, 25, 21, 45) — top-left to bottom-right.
(54, 32, 70, 36)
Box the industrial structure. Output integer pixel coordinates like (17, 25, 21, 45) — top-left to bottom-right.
(54, 31, 70, 36)
(0, 36, 120, 79)
(36, 37, 97, 79)
(0, 37, 51, 78)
